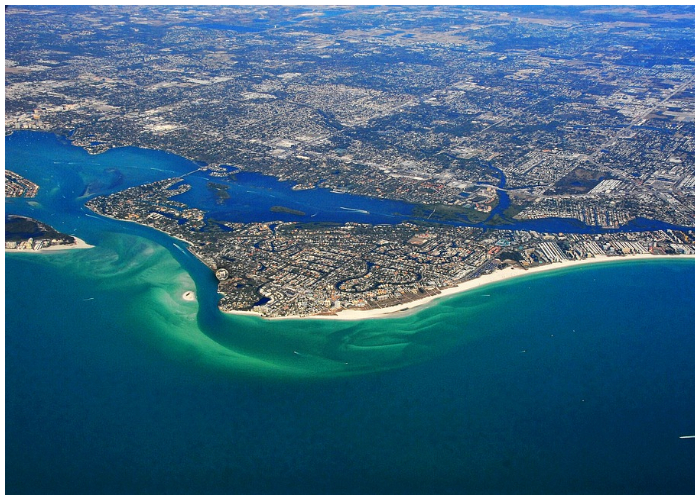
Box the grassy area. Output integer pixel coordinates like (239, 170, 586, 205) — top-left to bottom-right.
(485, 203, 527, 226)
(412, 203, 492, 224)
(501, 203, 526, 219)
(277, 221, 343, 233)
(485, 214, 514, 226)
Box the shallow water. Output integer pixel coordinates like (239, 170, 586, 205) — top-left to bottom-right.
(5, 131, 695, 493)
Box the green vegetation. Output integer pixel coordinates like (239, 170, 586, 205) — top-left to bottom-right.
(485, 214, 513, 226)
(485, 203, 527, 226)
(199, 219, 233, 232)
(501, 203, 527, 220)
(207, 182, 231, 202)
(547, 167, 613, 195)
(412, 203, 491, 224)
(498, 250, 522, 261)
(277, 221, 342, 233)
(5, 215, 75, 243)
(270, 206, 306, 216)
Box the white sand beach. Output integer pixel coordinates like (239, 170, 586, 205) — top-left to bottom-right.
(5, 236, 94, 253)
(226, 253, 694, 321)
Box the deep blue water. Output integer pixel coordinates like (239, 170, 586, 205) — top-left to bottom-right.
(176, 170, 417, 225)
(6, 131, 678, 233)
(4, 131, 696, 494)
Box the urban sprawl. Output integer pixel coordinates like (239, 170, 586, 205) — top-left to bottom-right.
(86, 176, 694, 317)
(6, 5, 695, 316)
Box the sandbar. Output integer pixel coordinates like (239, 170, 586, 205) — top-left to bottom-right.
(182, 290, 197, 301)
(227, 253, 694, 321)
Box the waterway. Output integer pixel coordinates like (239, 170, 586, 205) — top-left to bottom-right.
(5, 131, 695, 494)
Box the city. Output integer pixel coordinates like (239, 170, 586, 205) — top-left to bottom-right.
(5, 170, 39, 198)
(5, 5, 695, 229)
(5, 5, 695, 495)
(86, 175, 694, 317)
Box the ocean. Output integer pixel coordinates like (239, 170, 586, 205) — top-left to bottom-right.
(4, 131, 695, 494)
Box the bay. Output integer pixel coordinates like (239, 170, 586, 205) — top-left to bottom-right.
(4, 131, 695, 494)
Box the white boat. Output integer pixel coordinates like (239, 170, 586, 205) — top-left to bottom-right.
(339, 207, 369, 214)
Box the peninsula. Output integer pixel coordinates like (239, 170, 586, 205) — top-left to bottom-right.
(7, 5, 696, 318)
(5, 171, 38, 198)
(5, 215, 93, 253)
(85, 177, 694, 318)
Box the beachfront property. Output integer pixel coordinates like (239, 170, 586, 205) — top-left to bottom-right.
(85, 178, 694, 318)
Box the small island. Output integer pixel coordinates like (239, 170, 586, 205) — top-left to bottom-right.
(5, 215, 92, 252)
(270, 205, 306, 217)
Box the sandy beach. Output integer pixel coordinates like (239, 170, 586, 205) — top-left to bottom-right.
(5, 236, 94, 253)
(227, 253, 694, 321)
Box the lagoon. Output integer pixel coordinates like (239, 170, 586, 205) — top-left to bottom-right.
(4, 131, 695, 494)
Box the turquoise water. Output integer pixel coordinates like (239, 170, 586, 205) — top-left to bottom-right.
(5, 132, 695, 493)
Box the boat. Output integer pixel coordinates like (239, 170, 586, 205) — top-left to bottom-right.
(339, 207, 369, 214)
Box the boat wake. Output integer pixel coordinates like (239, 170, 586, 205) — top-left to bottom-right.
(339, 207, 369, 214)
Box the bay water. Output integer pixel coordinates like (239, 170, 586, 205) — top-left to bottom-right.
(5, 132, 695, 493)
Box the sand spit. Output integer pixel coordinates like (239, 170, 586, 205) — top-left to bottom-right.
(5, 236, 94, 253)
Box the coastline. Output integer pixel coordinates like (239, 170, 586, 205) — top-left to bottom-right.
(5, 236, 94, 253)
(227, 253, 694, 321)
(89, 209, 197, 249)
(84, 206, 695, 322)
